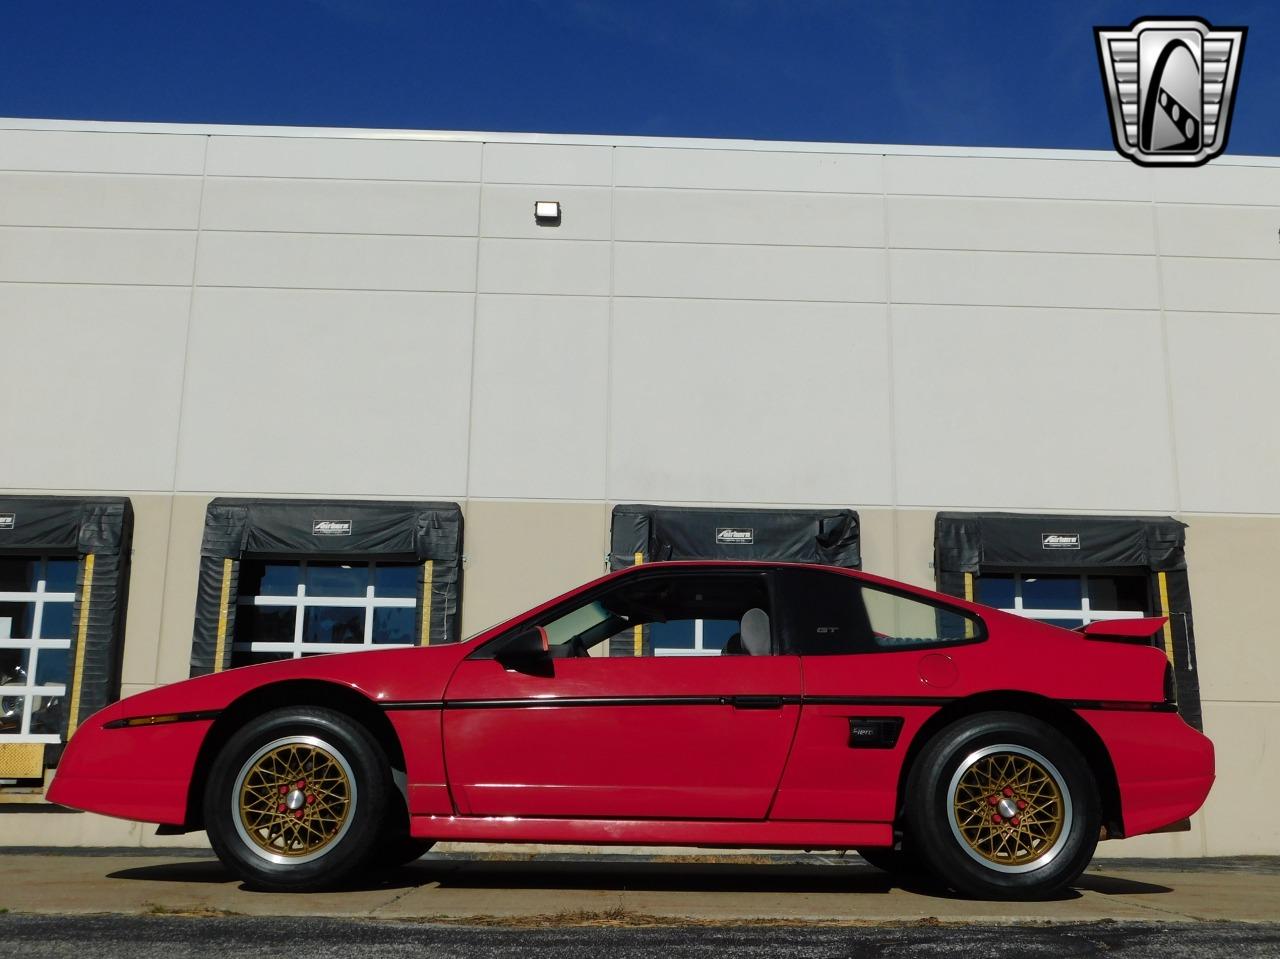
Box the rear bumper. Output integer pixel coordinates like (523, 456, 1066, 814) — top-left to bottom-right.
(1081, 709, 1215, 838)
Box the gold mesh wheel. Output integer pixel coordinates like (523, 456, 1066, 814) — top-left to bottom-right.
(948, 744, 1071, 873)
(233, 735, 356, 865)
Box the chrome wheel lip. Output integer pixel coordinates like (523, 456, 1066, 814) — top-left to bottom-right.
(946, 743, 1073, 875)
(231, 734, 358, 866)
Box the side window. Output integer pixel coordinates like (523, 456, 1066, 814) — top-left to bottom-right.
(861, 583, 980, 647)
(778, 569, 982, 655)
(490, 572, 774, 659)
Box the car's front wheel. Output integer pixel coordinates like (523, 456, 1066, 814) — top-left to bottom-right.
(904, 711, 1100, 899)
(204, 706, 390, 891)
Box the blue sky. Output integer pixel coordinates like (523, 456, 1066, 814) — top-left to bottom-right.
(2, 1, 1276, 155)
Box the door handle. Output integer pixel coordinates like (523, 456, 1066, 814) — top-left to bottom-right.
(732, 696, 784, 710)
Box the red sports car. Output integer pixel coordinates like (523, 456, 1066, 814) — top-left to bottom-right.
(49, 562, 1213, 899)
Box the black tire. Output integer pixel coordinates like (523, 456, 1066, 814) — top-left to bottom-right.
(855, 847, 903, 873)
(204, 706, 391, 891)
(904, 711, 1100, 900)
(375, 835, 436, 869)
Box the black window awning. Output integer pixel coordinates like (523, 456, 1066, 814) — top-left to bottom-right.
(190, 498, 463, 676)
(610, 504, 860, 570)
(0, 494, 134, 757)
(935, 511, 1187, 574)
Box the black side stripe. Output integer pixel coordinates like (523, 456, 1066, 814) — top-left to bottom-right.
(380, 695, 1172, 713)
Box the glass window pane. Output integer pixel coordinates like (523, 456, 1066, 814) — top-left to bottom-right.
(649, 620, 696, 650)
(0, 558, 38, 593)
(853, 584, 983, 649)
(235, 605, 295, 643)
(1039, 618, 1085, 630)
(40, 602, 74, 641)
(976, 575, 1015, 609)
(701, 619, 738, 652)
(304, 606, 365, 645)
(29, 695, 63, 736)
(372, 607, 416, 645)
(1, 649, 31, 684)
(0, 601, 36, 640)
(1087, 575, 1150, 613)
(239, 561, 300, 597)
(373, 564, 419, 599)
(34, 649, 68, 687)
(44, 559, 79, 593)
(305, 562, 367, 598)
(1021, 575, 1082, 611)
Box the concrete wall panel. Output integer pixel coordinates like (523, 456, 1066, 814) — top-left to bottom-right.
(889, 196, 1154, 255)
(483, 143, 612, 186)
(175, 288, 474, 496)
(0, 226, 196, 286)
(886, 155, 1153, 202)
(1167, 313, 1280, 514)
(891, 305, 1176, 511)
(195, 231, 477, 291)
(152, 494, 211, 687)
(615, 242, 885, 302)
(0, 129, 205, 175)
(1154, 164, 1280, 207)
(1156, 204, 1280, 260)
(1182, 515, 1280, 703)
(117, 494, 174, 688)
(468, 295, 609, 500)
(205, 135, 481, 181)
(480, 185, 611, 241)
(477, 238, 610, 295)
(615, 188, 884, 247)
(459, 500, 608, 637)
(0, 284, 190, 491)
(615, 147, 882, 193)
(201, 177, 480, 236)
(1198, 702, 1280, 855)
(0, 173, 202, 229)
(891, 249, 1159, 310)
(609, 298, 894, 504)
(1162, 257, 1280, 313)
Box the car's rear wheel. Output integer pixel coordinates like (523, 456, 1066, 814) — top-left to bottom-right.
(904, 711, 1100, 899)
(204, 706, 390, 891)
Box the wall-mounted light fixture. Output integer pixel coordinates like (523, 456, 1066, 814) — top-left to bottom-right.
(534, 200, 561, 226)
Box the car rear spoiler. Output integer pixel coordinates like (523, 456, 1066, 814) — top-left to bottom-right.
(1074, 617, 1168, 641)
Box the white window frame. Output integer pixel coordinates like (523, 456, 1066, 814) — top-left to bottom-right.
(232, 559, 417, 660)
(998, 573, 1146, 626)
(0, 557, 76, 744)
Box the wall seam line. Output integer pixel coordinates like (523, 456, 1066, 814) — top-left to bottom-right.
(1150, 197, 1183, 516)
(461, 145, 486, 502)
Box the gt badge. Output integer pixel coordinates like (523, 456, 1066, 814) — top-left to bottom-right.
(1095, 17, 1246, 167)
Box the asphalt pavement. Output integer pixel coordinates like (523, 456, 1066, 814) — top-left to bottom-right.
(2, 914, 1279, 959)
(2, 851, 1279, 957)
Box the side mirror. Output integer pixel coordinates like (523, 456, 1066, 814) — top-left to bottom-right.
(496, 626, 553, 676)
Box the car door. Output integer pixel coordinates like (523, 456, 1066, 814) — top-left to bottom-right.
(768, 566, 985, 823)
(442, 568, 801, 821)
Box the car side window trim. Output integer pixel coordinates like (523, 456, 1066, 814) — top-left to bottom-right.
(468, 568, 779, 660)
(774, 567, 987, 657)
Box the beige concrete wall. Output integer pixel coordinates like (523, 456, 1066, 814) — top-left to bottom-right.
(6, 500, 1274, 858)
